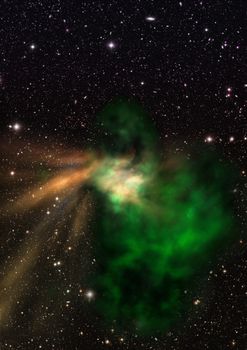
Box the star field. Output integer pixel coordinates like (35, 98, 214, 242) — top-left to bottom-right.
(0, 1, 246, 349)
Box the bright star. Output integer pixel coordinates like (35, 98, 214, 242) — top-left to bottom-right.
(85, 289, 95, 300)
(13, 123, 21, 131)
(107, 41, 116, 49)
(205, 135, 214, 143)
(30, 43, 36, 50)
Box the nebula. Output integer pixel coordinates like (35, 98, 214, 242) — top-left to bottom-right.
(91, 98, 238, 334)
(0, 98, 238, 336)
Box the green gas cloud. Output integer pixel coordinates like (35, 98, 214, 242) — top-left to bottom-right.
(91, 98, 237, 334)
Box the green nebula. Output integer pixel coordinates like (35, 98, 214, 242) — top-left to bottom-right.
(91, 98, 237, 334)
(95, 98, 157, 164)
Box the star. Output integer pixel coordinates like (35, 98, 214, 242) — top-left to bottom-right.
(106, 41, 116, 50)
(85, 289, 95, 301)
(30, 43, 36, 50)
(10, 123, 21, 131)
(205, 135, 214, 143)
